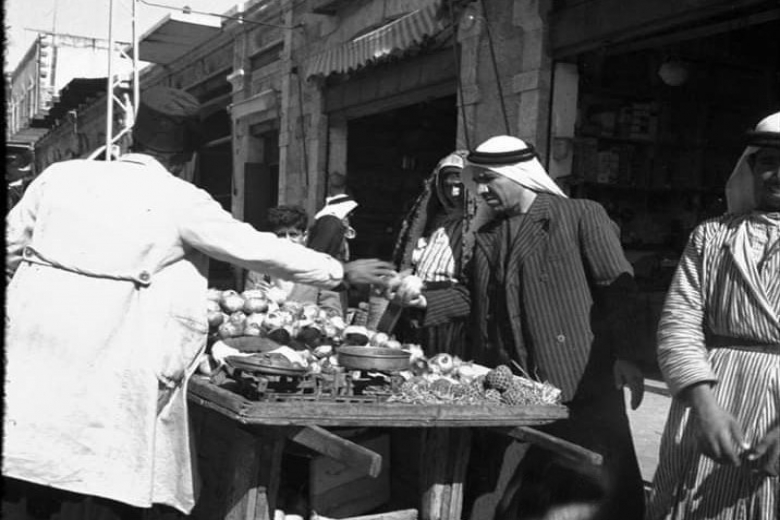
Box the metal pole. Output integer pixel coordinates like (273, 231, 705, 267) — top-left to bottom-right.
(106, 0, 115, 161)
(132, 0, 139, 117)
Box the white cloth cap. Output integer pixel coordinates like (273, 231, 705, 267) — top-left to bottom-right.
(314, 194, 358, 220)
(464, 135, 567, 198)
(436, 151, 466, 173)
(725, 112, 780, 214)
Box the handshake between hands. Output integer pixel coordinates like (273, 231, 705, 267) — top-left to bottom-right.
(341, 261, 426, 308)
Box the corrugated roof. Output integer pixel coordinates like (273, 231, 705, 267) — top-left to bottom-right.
(305, 1, 446, 79)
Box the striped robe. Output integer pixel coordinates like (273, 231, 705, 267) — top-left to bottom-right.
(648, 213, 780, 520)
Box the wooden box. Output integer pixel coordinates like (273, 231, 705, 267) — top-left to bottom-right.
(310, 432, 391, 518)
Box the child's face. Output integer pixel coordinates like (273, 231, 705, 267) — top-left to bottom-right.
(274, 225, 306, 245)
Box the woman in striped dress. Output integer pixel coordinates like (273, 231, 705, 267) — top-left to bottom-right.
(383, 151, 488, 357)
(648, 112, 780, 520)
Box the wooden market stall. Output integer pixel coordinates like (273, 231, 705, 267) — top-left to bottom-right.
(186, 376, 578, 520)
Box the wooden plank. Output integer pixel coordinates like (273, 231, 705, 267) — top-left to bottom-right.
(310, 433, 391, 518)
(251, 436, 285, 520)
(446, 430, 472, 520)
(420, 430, 448, 520)
(313, 509, 419, 520)
(188, 377, 249, 416)
(241, 401, 565, 428)
(500, 426, 604, 467)
(189, 405, 285, 520)
(419, 429, 472, 520)
(188, 393, 244, 422)
(188, 377, 568, 428)
(288, 425, 383, 477)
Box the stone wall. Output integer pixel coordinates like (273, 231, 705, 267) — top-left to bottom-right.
(272, 0, 557, 216)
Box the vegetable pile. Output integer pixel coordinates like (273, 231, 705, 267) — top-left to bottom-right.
(207, 288, 347, 346)
(390, 358, 562, 406)
(204, 288, 561, 406)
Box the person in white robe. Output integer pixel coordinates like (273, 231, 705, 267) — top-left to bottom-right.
(3, 87, 394, 518)
(648, 111, 780, 520)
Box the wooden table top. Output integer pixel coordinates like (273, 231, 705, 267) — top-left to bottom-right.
(187, 375, 568, 428)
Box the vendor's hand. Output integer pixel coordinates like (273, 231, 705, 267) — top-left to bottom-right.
(393, 293, 427, 309)
(613, 359, 644, 410)
(685, 384, 748, 466)
(343, 259, 397, 287)
(747, 426, 780, 476)
(392, 274, 425, 307)
(382, 269, 412, 300)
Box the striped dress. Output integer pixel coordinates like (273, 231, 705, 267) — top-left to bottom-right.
(648, 212, 780, 520)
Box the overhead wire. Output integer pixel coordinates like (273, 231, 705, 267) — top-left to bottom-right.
(446, 0, 471, 151)
(294, 66, 310, 190)
(137, 0, 300, 30)
(478, 0, 510, 135)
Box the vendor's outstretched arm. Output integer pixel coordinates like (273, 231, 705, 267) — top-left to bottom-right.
(173, 182, 393, 288)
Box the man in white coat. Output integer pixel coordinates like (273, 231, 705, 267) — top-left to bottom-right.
(3, 87, 395, 518)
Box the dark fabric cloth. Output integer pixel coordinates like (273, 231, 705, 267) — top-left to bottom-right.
(307, 215, 349, 310)
(498, 390, 645, 520)
(393, 217, 469, 357)
(395, 310, 469, 358)
(307, 215, 347, 261)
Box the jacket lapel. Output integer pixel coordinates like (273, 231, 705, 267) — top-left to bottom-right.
(505, 194, 553, 276)
(724, 222, 780, 329)
(475, 222, 502, 273)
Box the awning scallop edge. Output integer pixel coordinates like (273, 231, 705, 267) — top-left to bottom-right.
(305, 1, 446, 79)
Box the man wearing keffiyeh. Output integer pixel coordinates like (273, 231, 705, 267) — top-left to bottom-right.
(392, 135, 648, 520)
(648, 112, 780, 520)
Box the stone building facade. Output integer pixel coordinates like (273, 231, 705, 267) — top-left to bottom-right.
(25, 0, 778, 276)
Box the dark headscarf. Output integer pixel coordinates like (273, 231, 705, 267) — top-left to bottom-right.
(392, 151, 489, 278)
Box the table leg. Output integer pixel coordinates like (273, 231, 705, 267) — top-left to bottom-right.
(419, 429, 472, 520)
(190, 406, 285, 520)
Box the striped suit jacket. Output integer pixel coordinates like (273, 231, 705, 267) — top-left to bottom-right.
(424, 193, 643, 402)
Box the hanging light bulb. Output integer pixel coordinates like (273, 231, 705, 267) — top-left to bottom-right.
(460, 3, 479, 31)
(658, 59, 689, 87)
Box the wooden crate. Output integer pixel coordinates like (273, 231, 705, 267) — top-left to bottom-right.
(310, 432, 391, 518)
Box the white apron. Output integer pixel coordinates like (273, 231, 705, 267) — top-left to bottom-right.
(4, 155, 343, 512)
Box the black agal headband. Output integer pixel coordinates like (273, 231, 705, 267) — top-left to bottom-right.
(467, 143, 537, 165)
(747, 130, 780, 149)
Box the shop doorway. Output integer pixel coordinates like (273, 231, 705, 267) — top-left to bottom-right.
(345, 94, 457, 261)
(244, 130, 280, 233)
(196, 107, 234, 288)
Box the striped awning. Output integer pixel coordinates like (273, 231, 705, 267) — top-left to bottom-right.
(306, 0, 445, 78)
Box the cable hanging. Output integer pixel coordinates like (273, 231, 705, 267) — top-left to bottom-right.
(293, 66, 310, 190)
(478, 0, 510, 135)
(446, 0, 471, 151)
(138, 0, 301, 30)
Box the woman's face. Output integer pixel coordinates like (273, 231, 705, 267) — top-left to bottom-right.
(752, 147, 780, 211)
(438, 171, 464, 208)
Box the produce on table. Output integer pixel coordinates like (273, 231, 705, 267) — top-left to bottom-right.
(202, 288, 562, 406)
(388, 364, 562, 406)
